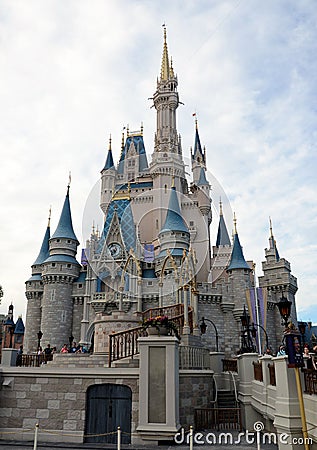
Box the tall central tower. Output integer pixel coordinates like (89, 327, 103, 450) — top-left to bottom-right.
(150, 27, 186, 194)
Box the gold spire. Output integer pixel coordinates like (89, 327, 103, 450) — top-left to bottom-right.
(171, 174, 175, 188)
(195, 116, 198, 130)
(140, 122, 143, 135)
(68, 171, 71, 188)
(160, 26, 170, 81)
(233, 212, 237, 234)
(109, 134, 112, 151)
(219, 198, 223, 216)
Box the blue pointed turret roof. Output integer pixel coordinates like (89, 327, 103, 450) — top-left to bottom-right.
(104, 148, 114, 170)
(227, 232, 251, 271)
(51, 186, 79, 242)
(192, 122, 205, 164)
(216, 207, 231, 247)
(33, 224, 50, 266)
(160, 186, 189, 234)
(197, 167, 208, 186)
(14, 317, 25, 334)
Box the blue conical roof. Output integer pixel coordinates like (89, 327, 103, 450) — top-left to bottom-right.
(33, 225, 50, 265)
(193, 127, 205, 164)
(216, 214, 231, 247)
(227, 233, 250, 271)
(51, 187, 78, 242)
(14, 317, 25, 334)
(197, 167, 208, 186)
(160, 187, 189, 234)
(103, 148, 114, 170)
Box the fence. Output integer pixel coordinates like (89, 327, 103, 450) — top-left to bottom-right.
(179, 346, 211, 370)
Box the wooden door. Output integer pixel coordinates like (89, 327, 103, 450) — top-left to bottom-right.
(85, 383, 132, 443)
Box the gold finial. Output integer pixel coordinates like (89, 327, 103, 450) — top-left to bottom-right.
(140, 122, 143, 135)
(160, 24, 170, 81)
(171, 171, 175, 188)
(121, 129, 125, 150)
(170, 57, 174, 77)
(195, 116, 198, 130)
(68, 171, 71, 187)
(219, 198, 223, 216)
(233, 212, 237, 234)
(48, 206, 52, 227)
(127, 125, 129, 137)
(96, 225, 99, 238)
(109, 134, 112, 150)
(92, 221, 95, 235)
(269, 216, 273, 237)
(128, 180, 131, 196)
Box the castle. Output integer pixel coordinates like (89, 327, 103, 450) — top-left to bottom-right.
(23, 28, 298, 357)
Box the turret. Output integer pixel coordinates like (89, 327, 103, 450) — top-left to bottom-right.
(41, 184, 80, 350)
(227, 214, 251, 272)
(210, 200, 231, 283)
(158, 182, 190, 262)
(226, 215, 252, 314)
(100, 136, 117, 215)
(24, 211, 51, 352)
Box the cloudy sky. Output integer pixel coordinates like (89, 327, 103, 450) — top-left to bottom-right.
(0, 0, 316, 324)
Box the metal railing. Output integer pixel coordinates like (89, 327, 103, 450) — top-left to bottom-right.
(19, 354, 53, 367)
(108, 303, 193, 367)
(179, 346, 210, 370)
(194, 407, 241, 431)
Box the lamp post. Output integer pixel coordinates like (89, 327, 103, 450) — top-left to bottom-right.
(250, 322, 269, 353)
(37, 330, 43, 349)
(239, 306, 257, 353)
(277, 295, 292, 329)
(298, 321, 307, 348)
(200, 317, 219, 352)
(276, 295, 309, 450)
(69, 334, 74, 349)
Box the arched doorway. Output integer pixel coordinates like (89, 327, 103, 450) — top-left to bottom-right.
(85, 383, 132, 443)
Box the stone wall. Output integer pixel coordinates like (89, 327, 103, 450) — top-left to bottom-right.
(0, 366, 139, 443)
(179, 370, 214, 427)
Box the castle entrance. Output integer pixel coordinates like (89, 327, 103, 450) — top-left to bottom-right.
(85, 383, 132, 443)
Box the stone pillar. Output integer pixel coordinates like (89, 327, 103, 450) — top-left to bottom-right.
(137, 279, 142, 312)
(158, 281, 163, 308)
(1, 348, 18, 366)
(237, 353, 262, 429)
(273, 356, 304, 449)
(137, 335, 180, 443)
(182, 285, 190, 335)
(192, 288, 200, 336)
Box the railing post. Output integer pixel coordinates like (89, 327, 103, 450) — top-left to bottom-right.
(189, 425, 193, 450)
(33, 423, 39, 450)
(117, 426, 121, 450)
